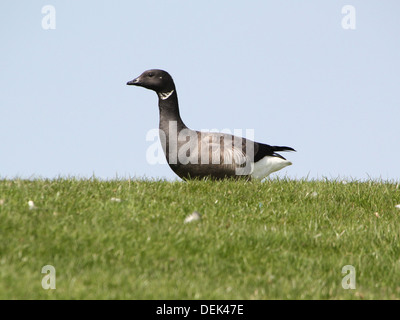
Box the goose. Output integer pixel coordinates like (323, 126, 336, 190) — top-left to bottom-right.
(127, 69, 295, 180)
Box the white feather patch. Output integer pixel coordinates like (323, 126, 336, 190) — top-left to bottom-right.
(251, 156, 292, 180)
(158, 90, 174, 100)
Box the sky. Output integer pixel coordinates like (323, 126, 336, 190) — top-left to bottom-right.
(1, 1, 399, 181)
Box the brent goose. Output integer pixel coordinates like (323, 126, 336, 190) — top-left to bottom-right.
(127, 69, 295, 180)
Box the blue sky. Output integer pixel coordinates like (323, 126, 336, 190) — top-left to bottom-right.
(1, 1, 399, 180)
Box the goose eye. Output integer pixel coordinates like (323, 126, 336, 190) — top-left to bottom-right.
(148, 73, 154, 77)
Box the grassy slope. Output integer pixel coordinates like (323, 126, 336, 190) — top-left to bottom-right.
(1, 178, 400, 299)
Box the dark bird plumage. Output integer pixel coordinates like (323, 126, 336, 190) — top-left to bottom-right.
(127, 69, 295, 180)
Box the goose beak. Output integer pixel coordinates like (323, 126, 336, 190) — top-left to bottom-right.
(127, 77, 140, 86)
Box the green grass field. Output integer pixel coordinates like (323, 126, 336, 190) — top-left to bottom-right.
(1, 178, 400, 299)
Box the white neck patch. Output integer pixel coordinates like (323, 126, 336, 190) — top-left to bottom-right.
(158, 90, 174, 100)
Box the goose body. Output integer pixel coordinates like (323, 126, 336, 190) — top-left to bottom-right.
(127, 69, 295, 180)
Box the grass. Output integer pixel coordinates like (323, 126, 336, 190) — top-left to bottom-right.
(1, 177, 400, 299)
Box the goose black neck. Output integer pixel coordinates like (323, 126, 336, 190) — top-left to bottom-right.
(158, 90, 187, 131)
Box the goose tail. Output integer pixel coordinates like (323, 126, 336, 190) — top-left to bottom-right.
(272, 146, 296, 153)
